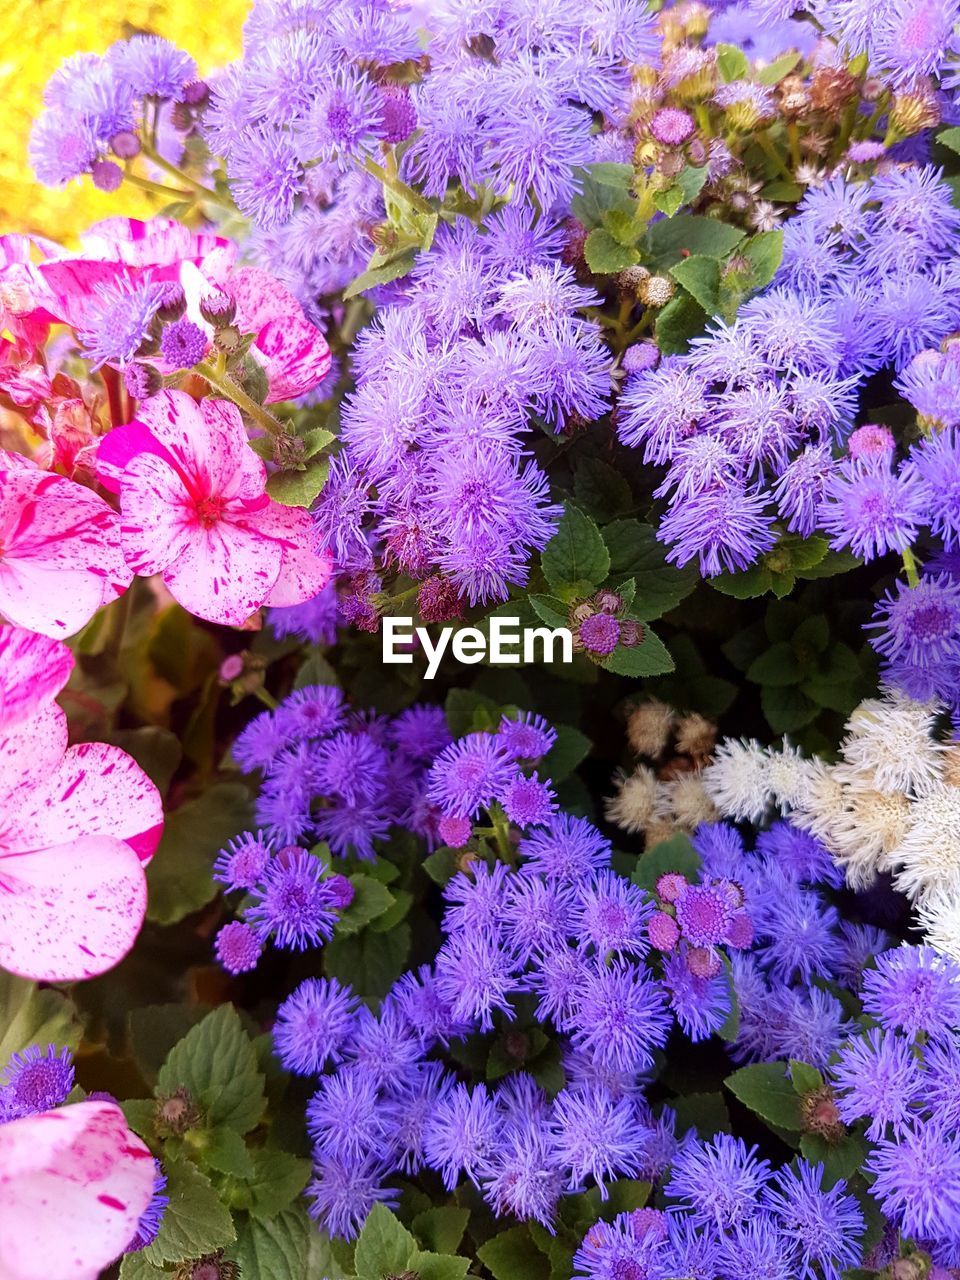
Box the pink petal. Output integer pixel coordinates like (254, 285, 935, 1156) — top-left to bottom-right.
(0, 466, 132, 638)
(133, 390, 266, 500)
(0, 702, 67, 813)
(0, 1100, 155, 1280)
(0, 626, 73, 728)
(256, 315, 332, 403)
(36, 260, 131, 329)
(0, 834, 147, 981)
(80, 216, 237, 271)
(95, 420, 175, 494)
(227, 265, 301, 332)
(161, 517, 283, 626)
(257, 502, 333, 607)
(9, 742, 163, 864)
(118, 451, 196, 576)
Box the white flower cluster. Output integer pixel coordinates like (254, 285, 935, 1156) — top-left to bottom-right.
(702, 691, 960, 958)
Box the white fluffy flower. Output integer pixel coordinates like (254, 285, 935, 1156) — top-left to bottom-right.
(840, 693, 944, 795)
(702, 738, 772, 823)
(889, 784, 960, 902)
(917, 887, 960, 961)
(765, 739, 819, 811)
(603, 765, 659, 834)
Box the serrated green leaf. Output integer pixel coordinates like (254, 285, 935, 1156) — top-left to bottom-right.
(301, 426, 336, 457)
(146, 783, 253, 925)
(369, 888, 413, 933)
(670, 255, 721, 313)
(227, 1206, 311, 1280)
(354, 1203, 417, 1279)
(541, 505, 610, 595)
(798, 549, 862, 579)
(938, 125, 960, 154)
(344, 250, 417, 300)
(652, 184, 685, 218)
(584, 227, 640, 273)
(157, 1005, 266, 1135)
(573, 457, 634, 522)
(755, 50, 802, 83)
(742, 229, 784, 289)
(412, 1208, 470, 1256)
(632, 832, 701, 892)
(201, 1125, 255, 1178)
(477, 1226, 551, 1280)
(120, 1098, 157, 1139)
(0, 972, 81, 1064)
(715, 42, 750, 81)
(543, 724, 591, 781)
(294, 650, 338, 688)
(143, 1158, 236, 1266)
(746, 640, 804, 686)
(119, 1252, 166, 1280)
(587, 161, 636, 189)
(710, 564, 776, 599)
(800, 1131, 869, 1186)
(599, 629, 675, 677)
(602, 520, 698, 618)
(646, 215, 746, 267)
(335, 874, 395, 936)
(412, 1251, 471, 1280)
(242, 1150, 312, 1220)
(655, 290, 708, 355)
(725, 1062, 804, 1131)
(324, 922, 411, 999)
(266, 456, 329, 508)
(528, 595, 570, 630)
(571, 165, 638, 229)
(789, 1060, 824, 1095)
(762, 683, 819, 734)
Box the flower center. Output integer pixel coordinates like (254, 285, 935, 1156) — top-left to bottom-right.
(195, 495, 225, 527)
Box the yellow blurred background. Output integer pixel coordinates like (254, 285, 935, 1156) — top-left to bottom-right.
(0, 0, 249, 242)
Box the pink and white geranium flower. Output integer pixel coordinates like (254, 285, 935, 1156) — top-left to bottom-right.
(0, 626, 162, 981)
(0, 453, 132, 639)
(98, 389, 331, 626)
(0, 1099, 155, 1280)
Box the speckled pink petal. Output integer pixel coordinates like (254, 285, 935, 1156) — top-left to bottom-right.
(95, 420, 176, 494)
(0, 1100, 155, 1280)
(133, 390, 266, 499)
(258, 502, 333, 607)
(0, 834, 147, 981)
(119, 451, 196, 577)
(227, 265, 301, 332)
(0, 701, 67, 815)
(162, 518, 283, 627)
(79, 216, 236, 270)
(256, 314, 332, 403)
(9, 742, 163, 864)
(0, 467, 132, 638)
(0, 626, 73, 728)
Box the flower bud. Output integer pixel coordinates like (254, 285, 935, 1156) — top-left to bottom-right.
(200, 289, 237, 327)
(110, 129, 141, 159)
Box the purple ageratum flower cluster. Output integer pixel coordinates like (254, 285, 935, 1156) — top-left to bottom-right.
(31, 37, 199, 188)
(0, 1045, 75, 1123)
(618, 166, 960, 575)
(314, 223, 611, 606)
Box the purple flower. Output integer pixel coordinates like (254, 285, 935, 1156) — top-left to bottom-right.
(818, 458, 923, 562)
(428, 733, 517, 819)
(389, 705, 451, 765)
(423, 1082, 501, 1190)
(78, 276, 165, 370)
(228, 129, 304, 229)
(526, 944, 592, 1029)
(550, 1086, 646, 1196)
(109, 36, 197, 100)
(214, 830, 274, 892)
(273, 977, 360, 1075)
(497, 712, 556, 762)
(500, 771, 558, 827)
(617, 358, 709, 463)
(0, 1046, 74, 1120)
(570, 961, 671, 1073)
(762, 1162, 864, 1280)
(868, 1120, 960, 1240)
(715, 1218, 793, 1280)
(573, 870, 652, 957)
(665, 1133, 772, 1228)
(904, 427, 960, 549)
(29, 111, 98, 185)
(315, 729, 389, 807)
(232, 710, 291, 772)
(341, 1004, 421, 1091)
(307, 1069, 384, 1162)
(307, 1154, 398, 1241)
(159, 318, 207, 369)
(244, 848, 342, 950)
(295, 66, 385, 168)
(269, 581, 340, 645)
(674, 883, 736, 948)
(869, 575, 960, 669)
(663, 950, 731, 1042)
(519, 814, 612, 883)
(573, 1215, 661, 1280)
(862, 945, 960, 1040)
(832, 1027, 924, 1140)
(659, 483, 777, 577)
(126, 1161, 168, 1252)
(483, 206, 566, 276)
(482, 1117, 564, 1227)
(434, 931, 520, 1032)
(214, 921, 263, 974)
(274, 684, 348, 740)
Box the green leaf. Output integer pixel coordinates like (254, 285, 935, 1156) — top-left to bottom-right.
(646, 215, 746, 267)
(301, 426, 336, 457)
(370, 888, 413, 933)
(761, 684, 819, 734)
(586, 161, 636, 189)
(789, 1060, 824, 1095)
(571, 165, 638, 229)
(422, 847, 462, 886)
(600, 629, 675, 677)
(245, 1150, 312, 1221)
(146, 782, 253, 925)
(266, 455, 330, 508)
(584, 227, 639, 273)
(543, 724, 591, 781)
(670, 255, 721, 313)
(541, 505, 610, 596)
(761, 179, 803, 201)
(672, 1091, 731, 1138)
(655, 291, 708, 355)
(324, 922, 411, 999)
(715, 42, 750, 81)
(227, 1207, 311, 1280)
(0, 972, 81, 1064)
(354, 1203, 417, 1279)
(652, 184, 685, 218)
(710, 564, 776, 599)
(411, 1252, 471, 1280)
(742, 230, 784, 290)
(142, 1158, 236, 1266)
(294, 650, 338, 688)
(632, 832, 701, 893)
(104, 727, 182, 795)
(938, 125, 960, 154)
(119, 1252, 166, 1280)
(800, 1132, 869, 1186)
(201, 1125, 255, 1179)
(793, 615, 830, 657)
(444, 687, 501, 737)
(528, 594, 570, 630)
(798, 549, 862, 580)
(725, 1062, 804, 1131)
(755, 50, 802, 83)
(603, 520, 698, 618)
(413, 1207, 470, 1255)
(477, 1226, 551, 1280)
(344, 250, 417, 300)
(746, 640, 804, 686)
(156, 1004, 266, 1135)
(334, 874, 395, 936)
(573, 458, 634, 522)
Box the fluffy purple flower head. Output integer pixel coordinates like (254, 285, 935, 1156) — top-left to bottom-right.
(0, 1046, 74, 1120)
(273, 977, 360, 1075)
(573, 870, 653, 957)
(550, 1086, 646, 1196)
(501, 771, 557, 826)
(868, 1120, 960, 1241)
(229, 129, 304, 229)
(296, 66, 386, 168)
(674, 883, 736, 948)
(665, 1133, 772, 1228)
(159, 318, 207, 369)
(126, 1162, 168, 1252)
(497, 712, 556, 762)
(570, 961, 671, 1073)
(904, 426, 960, 549)
(423, 1082, 501, 1191)
(434, 931, 520, 1033)
(428, 733, 517, 819)
(831, 1027, 924, 1141)
(307, 1069, 384, 1163)
(650, 106, 696, 145)
(109, 36, 197, 100)
(273, 684, 348, 740)
(578, 613, 620, 657)
(28, 111, 99, 185)
(519, 814, 612, 883)
(868, 575, 960, 669)
(214, 921, 263, 974)
(862, 945, 960, 1039)
(762, 1161, 864, 1280)
(307, 1154, 399, 1241)
(660, 483, 778, 577)
(269, 582, 340, 645)
(244, 848, 342, 949)
(818, 458, 924, 562)
(78, 276, 165, 369)
(663, 950, 731, 1042)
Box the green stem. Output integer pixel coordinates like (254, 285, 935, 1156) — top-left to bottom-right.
(787, 122, 802, 171)
(124, 171, 195, 202)
(141, 143, 233, 209)
(253, 686, 279, 710)
(360, 155, 435, 217)
(901, 546, 921, 588)
(198, 362, 287, 438)
(755, 130, 793, 181)
(489, 803, 515, 865)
